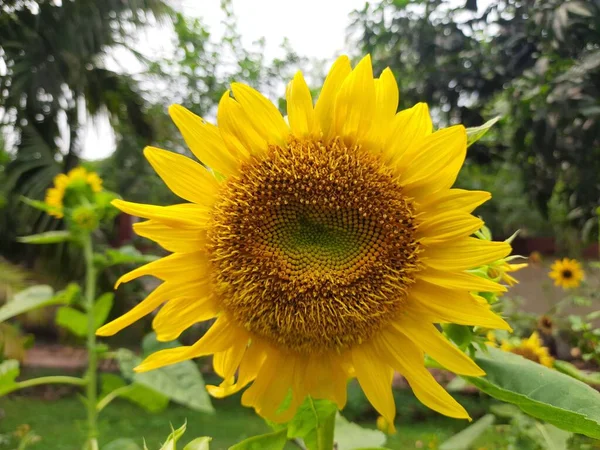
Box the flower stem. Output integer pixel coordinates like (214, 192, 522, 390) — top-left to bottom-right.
(82, 234, 99, 448)
(317, 409, 336, 450)
(1, 376, 85, 396)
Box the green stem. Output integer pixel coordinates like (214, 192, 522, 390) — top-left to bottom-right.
(317, 410, 336, 450)
(82, 234, 99, 446)
(1, 376, 85, 396)
(96, 385, 132, 413)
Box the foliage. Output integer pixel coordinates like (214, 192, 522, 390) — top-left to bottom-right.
(352, 0, 600, 236)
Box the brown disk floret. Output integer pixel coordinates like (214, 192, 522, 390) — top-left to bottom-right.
(208, 138, 421, 354)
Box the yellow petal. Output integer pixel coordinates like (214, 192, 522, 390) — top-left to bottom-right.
(217, 91, 266, 156)
(365, 68, 399, 150)
(376, 330, 470, 420)
(143, 146, 219, 206)
(303, 353, 349, 409)
(417, 189, 491, 215)
(417, 267, 507, 293)
(153, 296, 219, 342)
(314, 55, 352, 140)
(417, 211, 484, 244)
(213, 342, 248, 379)
(383, 103, 432, 167)
(286, 71, 316, 138)
(391, 319, 484, 376)
(133, 220, 207, 253)
(231, 82, 289, 148)
(424, 238, 511, 271)
(408, 281, 511, 330)
(398, 125, 467, 197)
(168, 104, 240, 176)
(333, 55, 376, 145)
(135, 315, 243, 372)
(114, 251, 210, 288)
(96, 281, 206, 336)
(207, 342, 266, 398)
(112, 200, 210, 227)
(352, 342, 396, 433)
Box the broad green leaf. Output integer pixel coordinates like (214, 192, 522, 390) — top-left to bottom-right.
(287, 397, 337, 450)
(229, 429, 287, 450)
(159, 422, 187, 450)
(115, 334, 214, 413)
(334, 414, 387, 450)
(0, 359, 20, 395)
(439, 414, 495, 450)
(533, 423, 571, 450)
(17, 230, 72, 244)
(100, 373, 169, 413)
(102, 246, 159, 268)
(466, 116, 501, 147)
(183, 437, 211, 450)
(56, 306, 87, 337)
(54, 283, 81, 305)
(102, 438, 142, 450)
(93, 293, 114, 329)
(554, 360, 600, 385)
(0, 285, 60, 323)
(464, 346, 600, 439)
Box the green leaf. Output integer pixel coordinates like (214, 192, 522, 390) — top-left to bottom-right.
(56, 306, 88, 337)
(115, 334, 214, 413)
(20, 196, 58, 215)
(439, 414, 495, 450)
(334, 414, 387, 450)
(466, 116, 501, 147)
(102, 438, 142, 450)
(100, 373, 169, 413)
(554, 360, 600, 386)
(287, 397, 337, 450)
(229, 429, 287, 450)
(93, 293, 114, 329)
(159, 422, 187, 450)
(17, 230, 72, 244)
(464, 346, 600, 439)
(533, 423, 571, 450)
(0, 285, 60, 323)
(102, 246, 159, 268)
(0, 359, 20, 395)
(183, 437, 212, 450)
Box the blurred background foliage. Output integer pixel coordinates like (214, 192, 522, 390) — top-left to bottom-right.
(1, 0, 599, 270)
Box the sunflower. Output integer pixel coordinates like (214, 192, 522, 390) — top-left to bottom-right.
(549, 258, 584, 290)
(487, 257, 527, 287)
(500, 332, 554, 368)
(45, 167, 103, 218)
(97, 55, 512, 430)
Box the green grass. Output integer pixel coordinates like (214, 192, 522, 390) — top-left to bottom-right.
(0, 393, 470, 450)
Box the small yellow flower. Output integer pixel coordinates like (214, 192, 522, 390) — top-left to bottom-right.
(98, 55, 513, 428)
(549, 258, 584, 290)
(45, 167, 103, 218)
(500, 332, 554, 368)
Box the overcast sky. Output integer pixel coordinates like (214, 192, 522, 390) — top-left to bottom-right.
(82, 0, 366, 160)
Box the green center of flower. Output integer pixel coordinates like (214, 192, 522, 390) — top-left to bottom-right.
(208, 138, 421, 354)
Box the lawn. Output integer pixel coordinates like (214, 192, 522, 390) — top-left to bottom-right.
(0, 391, 470, 450)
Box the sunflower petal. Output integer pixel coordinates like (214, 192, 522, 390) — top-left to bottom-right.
(133, 220, 207, 253)
(377, 330, 470, 420)
(408, 281, 512, 330)
(383, 103, 432, 167)
(417, 267, 507, 293)
(213, 342, 248, 379)
(391, 319, 484, 376)
(417, 189, 491, 215)
(424, 238, 511, 271)
(144, 147, 219, 206)
(314, 55, 352, 140)
(352, 342, 396, 433)
(286, 71, 316, 138)
(111, 200, 210, 227)
(217, 91, 266, 155)
(168, 104, 240, 176)
(418, 211, 484, 244)
(231, 83, 289, 147)
(153, 296, 219, 342)
(333, 55, 376, 145)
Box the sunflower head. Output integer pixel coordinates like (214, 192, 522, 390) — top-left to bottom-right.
(500, 332, 554, 368)
(99, 55, 513, 428)
(549, 258, 584, 290)
(45, 167, 103, 218)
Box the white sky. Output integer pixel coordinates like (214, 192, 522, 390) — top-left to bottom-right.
(82, 0, 366, 160)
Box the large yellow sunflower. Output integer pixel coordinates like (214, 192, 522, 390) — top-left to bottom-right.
(45, 167, 103, 218)
(97, 55, 512, 430)
(549, 258, 584, 289)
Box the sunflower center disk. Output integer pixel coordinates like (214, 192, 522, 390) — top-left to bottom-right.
(209, 138, 421, 354)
